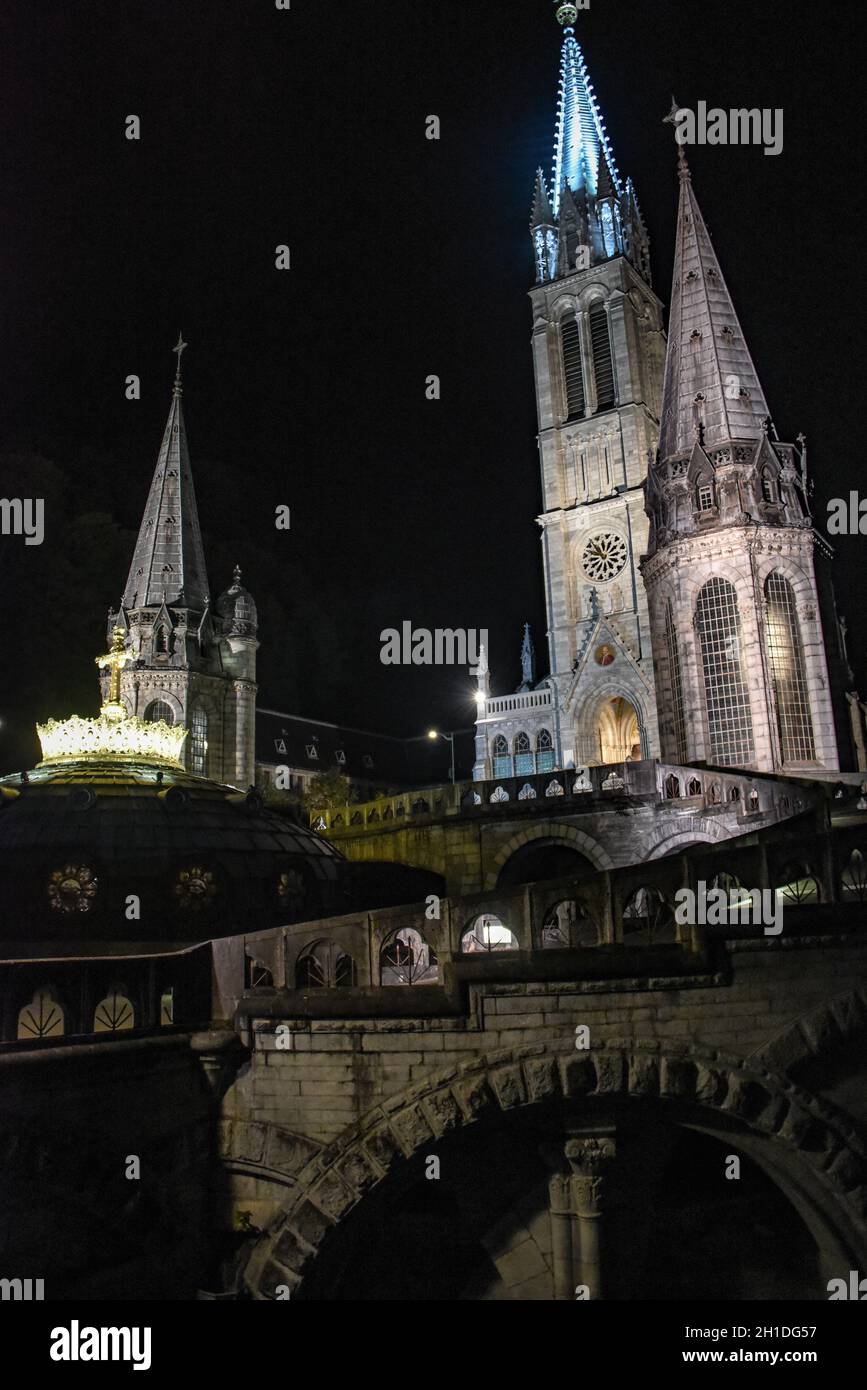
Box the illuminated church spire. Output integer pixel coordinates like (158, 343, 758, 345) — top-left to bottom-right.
(658, 122, 770, 460)
(551, 8, 621, 211)
(532, 3, 650, 284)
(121, 336, 210, 612)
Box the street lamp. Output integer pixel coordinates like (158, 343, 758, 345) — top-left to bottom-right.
(428, 728, 456, 785)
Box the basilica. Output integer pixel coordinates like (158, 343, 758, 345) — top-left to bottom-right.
(473, 4, 862, 784)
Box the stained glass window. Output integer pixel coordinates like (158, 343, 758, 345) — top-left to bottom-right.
(764, 573, 815, 762)
(190, 706, 208, 774)
(696, 579, 755, 765)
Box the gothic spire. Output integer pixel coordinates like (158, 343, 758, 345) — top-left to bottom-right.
(121, 339, 210, 612)
(659, 148, 770, 459)
(550, 20, 621, 216)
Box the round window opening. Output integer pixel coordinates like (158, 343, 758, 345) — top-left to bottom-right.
(581, 533, 628, 582)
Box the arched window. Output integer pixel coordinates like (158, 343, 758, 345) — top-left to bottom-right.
(17, 987, 65, 1040)
(93, 985, 135, 1034)
(764, 573, 816, 763)
(664, 773, 681, 800)
(622, 886, 674, 945)
(541, 899, 598, 948)
(460, 914, 519, 953)
(155, 626, 169, 655)
(600, 202, 617, 258)
(696, 578, 755, 765)
(687, 777, 702, 797)
(380, 928, 439, 986)
(492, 734, 512, 779)
(189, 706, 208, 775)
(536, 728, 555, 773)
(560, 315, 586, 421)
(775, 864, 820, 906)
(296, 940, 355, 989)
(664, 601, 687, 763)
(589, 303, 615, 410)
(514, 731, 534, 776)
(761, 468, 778, 504)
(144, 700, 174, 725)
(841, 849, 867, 902)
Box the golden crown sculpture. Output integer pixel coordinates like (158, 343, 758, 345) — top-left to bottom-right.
(37, 629, 187, 768)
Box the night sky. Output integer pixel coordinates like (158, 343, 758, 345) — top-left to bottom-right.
(0, 0, 862, 775)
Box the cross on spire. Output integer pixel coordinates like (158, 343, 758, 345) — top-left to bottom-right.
(173, 333, 188, 397)
(663, 97, 690, 179)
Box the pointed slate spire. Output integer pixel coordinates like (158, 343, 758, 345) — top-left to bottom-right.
(659, 149, 770, 459)
(551, 24, 621, 216)
(122, 337, 210, 612)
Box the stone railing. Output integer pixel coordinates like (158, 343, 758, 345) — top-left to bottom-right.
(311, 761, 814, 835)
(483, 688, 555, 716)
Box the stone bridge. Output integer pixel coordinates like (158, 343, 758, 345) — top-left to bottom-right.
(313, 760, 820, 896)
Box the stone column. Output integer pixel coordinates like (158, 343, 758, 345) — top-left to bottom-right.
(544, 1133, 616, 1300)
(566, 1136, 615, 1300)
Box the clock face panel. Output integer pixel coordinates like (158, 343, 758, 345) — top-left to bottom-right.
(581, 532, 628, 582)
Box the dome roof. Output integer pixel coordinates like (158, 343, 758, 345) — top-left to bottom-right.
(0, 758, 344, 950)
(216, 565, 257, 635)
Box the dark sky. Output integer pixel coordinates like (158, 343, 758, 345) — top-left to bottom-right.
(0, 0, 862, 774)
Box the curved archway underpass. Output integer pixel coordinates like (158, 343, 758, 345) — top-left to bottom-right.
(496, 841, 597, 890)
(239, 1043, 864, 1302)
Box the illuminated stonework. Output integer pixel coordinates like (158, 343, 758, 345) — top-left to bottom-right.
(37, 712, 187, 768)
(48, 864, 98, 915)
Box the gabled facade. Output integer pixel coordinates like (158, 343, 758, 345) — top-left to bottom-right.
(106, 344, 259, 788)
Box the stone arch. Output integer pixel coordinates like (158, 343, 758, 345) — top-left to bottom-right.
(138, 689, 183, 724)
(749, 987, 867, 1080)
(572, 680, 651, 766)
(485, 821, 614, 891)
(241, 1041, 866, 1299)
(646, 818, 731, 860)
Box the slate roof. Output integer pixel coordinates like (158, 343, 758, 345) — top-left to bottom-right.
(257, 709, 476, 788)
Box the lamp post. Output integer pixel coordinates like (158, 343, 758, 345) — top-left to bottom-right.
(428, 728, 456, 785)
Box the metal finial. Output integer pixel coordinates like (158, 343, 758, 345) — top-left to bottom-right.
(233, 564, 242, 587)
(663, 96, 691, 178)
(554, 2, 579, 28)
(173, 333, 188, 396)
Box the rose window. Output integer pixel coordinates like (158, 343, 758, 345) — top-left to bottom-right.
(581, 532, 628, 582)
(48, 864, 97, 914)
(174, 866, 217, 911)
